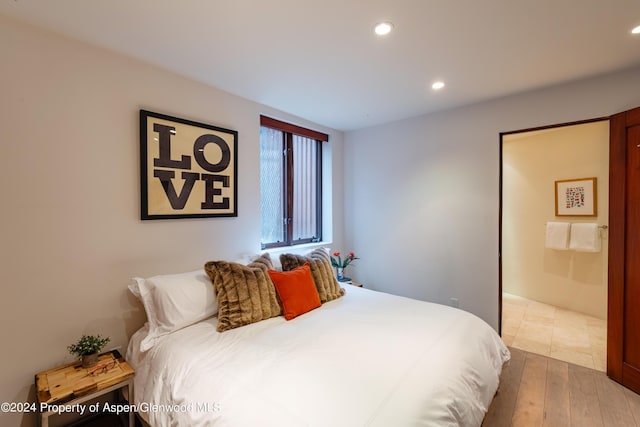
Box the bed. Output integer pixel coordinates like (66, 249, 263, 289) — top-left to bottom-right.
(126, 253, 509, 427)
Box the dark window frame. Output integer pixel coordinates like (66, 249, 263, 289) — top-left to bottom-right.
(260, 116, 327, 249)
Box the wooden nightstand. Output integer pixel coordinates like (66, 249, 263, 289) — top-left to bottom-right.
(35, 350, 134, 427)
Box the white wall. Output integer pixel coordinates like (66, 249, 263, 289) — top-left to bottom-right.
(344, 65, 640, 331)
(0, 15, 344, 427)
(503, 121, 609, 319)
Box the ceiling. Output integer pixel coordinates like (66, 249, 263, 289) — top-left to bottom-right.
(2, 0, 639, 131)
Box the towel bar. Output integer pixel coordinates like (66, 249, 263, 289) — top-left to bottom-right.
(544, 223, 608, 229)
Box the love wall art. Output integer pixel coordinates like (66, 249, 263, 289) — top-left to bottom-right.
(140, 110, 238, 220)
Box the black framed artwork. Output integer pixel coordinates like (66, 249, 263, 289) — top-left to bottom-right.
(140, 110, 238, 220)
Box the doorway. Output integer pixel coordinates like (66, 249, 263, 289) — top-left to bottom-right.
(500, 119, 609, 371)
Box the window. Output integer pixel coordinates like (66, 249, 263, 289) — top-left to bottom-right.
(260, 116, 327, 249)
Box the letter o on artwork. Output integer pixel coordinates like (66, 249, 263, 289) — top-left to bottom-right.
(193, 134, 231, 172)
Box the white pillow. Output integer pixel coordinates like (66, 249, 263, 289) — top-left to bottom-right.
(130, 270, 216, 352)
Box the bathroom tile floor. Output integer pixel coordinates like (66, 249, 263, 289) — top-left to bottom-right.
(502, 293, 607, 371)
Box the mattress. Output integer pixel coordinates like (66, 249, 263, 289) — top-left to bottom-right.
(127, 286, 509, 426)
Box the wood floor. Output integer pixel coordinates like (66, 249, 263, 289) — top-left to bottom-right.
(483, 347, 640, 427)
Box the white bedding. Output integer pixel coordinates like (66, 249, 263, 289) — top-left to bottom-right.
(127, 286, 509, 427)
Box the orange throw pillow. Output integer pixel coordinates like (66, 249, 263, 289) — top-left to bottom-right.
(268, 263, 322, 320)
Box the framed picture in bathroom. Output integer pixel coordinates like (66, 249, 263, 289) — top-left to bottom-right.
(555, 177, 597, 217)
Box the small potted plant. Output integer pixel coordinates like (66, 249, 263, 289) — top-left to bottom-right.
(68, 334, 110, 368)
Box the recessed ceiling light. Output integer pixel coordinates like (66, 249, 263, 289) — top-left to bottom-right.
(432, 81, 445, 90)
(374, 22, 393, 36)
(632, 25, 640, 34)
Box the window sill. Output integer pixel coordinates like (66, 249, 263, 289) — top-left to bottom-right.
(263, 241, 333, 268)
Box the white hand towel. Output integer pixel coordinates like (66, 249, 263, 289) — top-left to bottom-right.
(569, 223, 601, 252)
(545, 222, 570, 250)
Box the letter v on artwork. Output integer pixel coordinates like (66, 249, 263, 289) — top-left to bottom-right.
(153, 170, 199, 209)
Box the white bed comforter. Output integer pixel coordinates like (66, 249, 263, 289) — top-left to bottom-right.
(127, 286, 509, 427)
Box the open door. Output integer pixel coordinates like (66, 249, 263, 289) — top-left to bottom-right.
(608, 106, 640, 391)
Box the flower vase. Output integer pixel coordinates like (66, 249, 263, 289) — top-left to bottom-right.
(336, 267, 344, 281)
